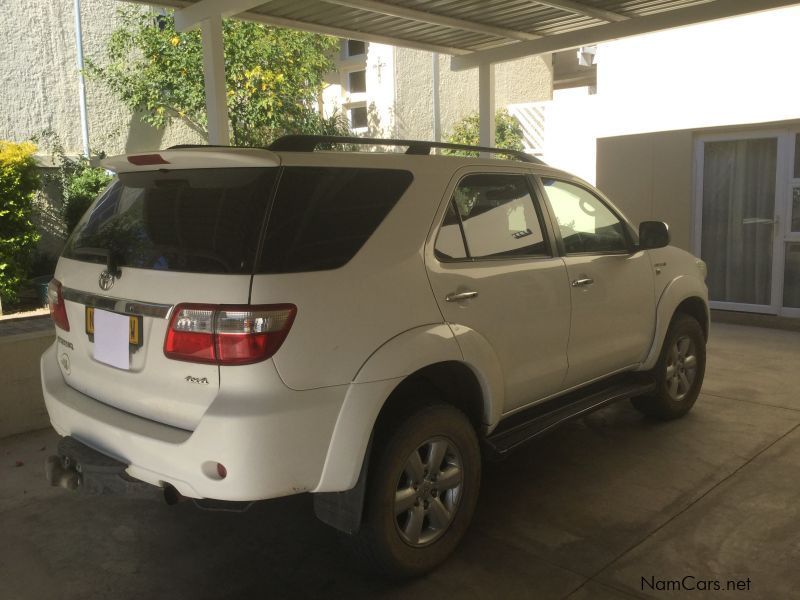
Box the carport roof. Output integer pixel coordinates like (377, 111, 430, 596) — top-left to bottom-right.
(123, 0, 799, 68)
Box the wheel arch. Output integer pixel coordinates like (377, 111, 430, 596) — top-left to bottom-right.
(312, 359, 489, 534)
(641, 274, 709, 371)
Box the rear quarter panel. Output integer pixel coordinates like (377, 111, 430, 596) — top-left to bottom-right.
(253, 154, 453, 390)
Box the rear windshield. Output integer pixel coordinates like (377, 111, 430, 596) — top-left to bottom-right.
(62, 165, 413, 275)
(258, 167, 413, 273)
(63, 168, 276, 274)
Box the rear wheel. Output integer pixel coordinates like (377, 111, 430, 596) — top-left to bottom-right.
(632, 313, 706, 420)
(348, 403, 481, 578)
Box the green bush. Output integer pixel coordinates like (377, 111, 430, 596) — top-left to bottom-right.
(0, 141, 41, 305)
(62, 161, 112, 233)
(444, 109, 524, 157)
(34, 130, 112, 236)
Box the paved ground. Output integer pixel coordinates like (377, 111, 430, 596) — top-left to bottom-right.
(0, 313, 51, 338)
(1, 323, 798, 599)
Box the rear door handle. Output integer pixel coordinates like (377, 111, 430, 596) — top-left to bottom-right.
(445, 291, 478, 302)
(571, 278, 594, 288)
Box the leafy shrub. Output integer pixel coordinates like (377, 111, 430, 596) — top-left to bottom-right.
(62, 160, 112, 233)
(34, 130, 112, 236)
(444, 109, 524, 157)
(0, 141, 41, 305)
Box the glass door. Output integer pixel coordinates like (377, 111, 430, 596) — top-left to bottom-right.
(696, 133, 780, 313)
(696, 130, 800, 317)
(782, 133, 800, 317)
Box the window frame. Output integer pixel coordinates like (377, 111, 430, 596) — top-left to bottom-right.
(534, 175, 637, 256)
(433, 170, 556, 263)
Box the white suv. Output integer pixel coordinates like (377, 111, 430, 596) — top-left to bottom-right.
(41, 136, 708, 577)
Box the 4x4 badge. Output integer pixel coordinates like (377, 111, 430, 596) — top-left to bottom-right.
(98, 270, 115, 291)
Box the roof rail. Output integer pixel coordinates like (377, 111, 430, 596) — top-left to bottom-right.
(267, 135, 545, 164)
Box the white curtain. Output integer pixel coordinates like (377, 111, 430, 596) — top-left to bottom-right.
(701, 139, 777, 306)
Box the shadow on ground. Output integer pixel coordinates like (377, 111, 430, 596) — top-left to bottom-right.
(1, 323, 799, 599)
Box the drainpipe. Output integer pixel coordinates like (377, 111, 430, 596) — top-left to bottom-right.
(432, 52, 441, 146)
(73, 0, 90, 157)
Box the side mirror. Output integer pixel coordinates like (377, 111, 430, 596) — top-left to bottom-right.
(639, 221, 670, 250)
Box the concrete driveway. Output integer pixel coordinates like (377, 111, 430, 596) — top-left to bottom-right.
(1, 323, 798, 599)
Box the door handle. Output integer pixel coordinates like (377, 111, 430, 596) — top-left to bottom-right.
(571, 277, 594, 288)
(445, 291, 478, 302)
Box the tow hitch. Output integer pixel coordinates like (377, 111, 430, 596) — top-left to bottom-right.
(44, 436, 156, 497)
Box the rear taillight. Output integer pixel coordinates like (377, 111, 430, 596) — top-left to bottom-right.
(164, 304, 296, 365)
(47, 279, 70, 331)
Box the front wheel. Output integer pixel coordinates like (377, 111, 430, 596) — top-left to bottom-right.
(632, 313, 706, 420)
(348, 403, 481, 578)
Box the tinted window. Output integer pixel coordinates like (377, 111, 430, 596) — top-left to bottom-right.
(434, 202, 467, 260)
(541, 179, 629, 254)
(451, 174, 548, 259)
(259, 167, 413, 273)
(63, 168, 275, 273)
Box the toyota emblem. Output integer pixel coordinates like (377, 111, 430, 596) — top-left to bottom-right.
(98, 270, 116, 291)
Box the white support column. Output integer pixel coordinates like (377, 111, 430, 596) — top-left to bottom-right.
(478, 63, 495, 151)
(432, 53, 441, 144)
(200, 16, 230, 145)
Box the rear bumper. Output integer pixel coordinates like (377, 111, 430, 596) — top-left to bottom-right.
(40, 342, 347, 501)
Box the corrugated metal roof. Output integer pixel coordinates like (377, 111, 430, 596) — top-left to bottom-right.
(124, 0, 798, 63)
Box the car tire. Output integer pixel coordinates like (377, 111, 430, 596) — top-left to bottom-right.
(632, 312, 706, 420)
(347, 402, 481, 579)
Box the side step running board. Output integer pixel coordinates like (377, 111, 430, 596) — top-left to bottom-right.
(485, 376, 655, 456)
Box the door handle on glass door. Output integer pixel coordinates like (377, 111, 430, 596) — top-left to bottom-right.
(571, 278, 594, 288)
(445, 291, 478, 302)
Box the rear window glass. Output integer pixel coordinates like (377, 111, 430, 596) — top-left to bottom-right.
(258, 167, 413, 273)
(62, 168, 276, 274)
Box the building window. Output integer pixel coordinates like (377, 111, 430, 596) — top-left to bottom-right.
(346, 40, 366, 56)
(350, 106, 368, 129)
(349, 70, 367, 94)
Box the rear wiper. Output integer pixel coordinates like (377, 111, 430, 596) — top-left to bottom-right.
(71, 246, 123, 279)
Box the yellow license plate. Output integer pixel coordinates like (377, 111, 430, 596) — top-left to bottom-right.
(85, 307, 143, 347)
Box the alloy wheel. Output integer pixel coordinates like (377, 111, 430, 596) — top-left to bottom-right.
(394, 437, 463, 547)
(665, 335, 698, 401)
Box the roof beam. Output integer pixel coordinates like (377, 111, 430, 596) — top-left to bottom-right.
(528, 1, 628, 23)
(321, 0, 540, 42)
(452, 0, 800, 70)
(124, 0, 470, 54)
(174, 0, 270, 31)
(242, 10, 470, 54)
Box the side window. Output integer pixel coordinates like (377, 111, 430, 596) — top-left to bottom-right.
(434, 201, 467, 260)
(259, 167, 413, 273)
(541, 179, 629, 254)
(442, 173, 548, 260)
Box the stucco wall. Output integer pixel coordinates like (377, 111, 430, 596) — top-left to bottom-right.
(394, 49, 553, 141)
(596, 130, 694, 251)
(595, 5, 800, 140)
(0, 0, 203, 156)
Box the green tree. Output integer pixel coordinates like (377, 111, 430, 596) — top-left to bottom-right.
(444, 109, 525, 157)
(0, 141, 41, 306)
(88, 9, 348, 146)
